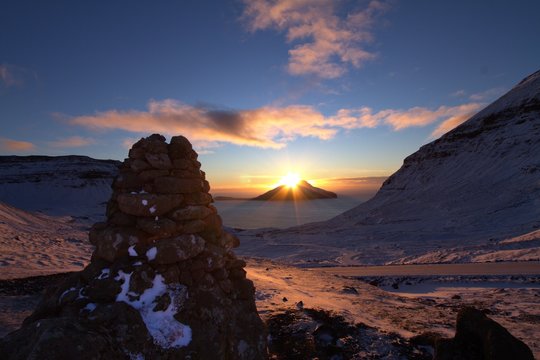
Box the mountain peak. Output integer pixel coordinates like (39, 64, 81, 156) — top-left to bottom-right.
(252, 180, 337, 201)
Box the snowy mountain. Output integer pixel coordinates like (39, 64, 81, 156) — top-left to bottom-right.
(237, 70, 540, 265)
(0, 155, 119, 220)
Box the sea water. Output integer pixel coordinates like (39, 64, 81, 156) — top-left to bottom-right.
(213, 196, 363, 229)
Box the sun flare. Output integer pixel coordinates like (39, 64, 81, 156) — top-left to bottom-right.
(280, 173, 301, 188)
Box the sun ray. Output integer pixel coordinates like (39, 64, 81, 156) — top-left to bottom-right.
(280, 173, 301, 188)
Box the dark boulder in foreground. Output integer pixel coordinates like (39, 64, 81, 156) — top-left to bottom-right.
(252, 180, 337, 201)
(0, 134, 267, 359)
(413, 307, 534, 360)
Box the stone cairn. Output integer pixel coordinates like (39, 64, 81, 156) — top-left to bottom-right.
(1, 134, 268, 359)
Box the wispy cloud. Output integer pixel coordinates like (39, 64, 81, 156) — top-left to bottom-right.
(46, 136, 96, 148)
(242, 0, 388, 78)
(469, 87, 506, 101)
(328, 103, 484, 132)
(450, 89, 467, 97)
(0, 64, 22, 87)
(70, 99, 483, 149)
(0, 64, 36, 88)
(0, 138, 35, 152)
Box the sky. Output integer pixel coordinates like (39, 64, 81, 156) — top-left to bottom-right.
(1, 0, 539, 197)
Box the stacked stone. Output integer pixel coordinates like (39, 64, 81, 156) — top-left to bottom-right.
(1, 134, 267, 360)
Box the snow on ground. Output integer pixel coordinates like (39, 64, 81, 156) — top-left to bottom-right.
(247, 259, 540, 358)
(0, 202, 91, 279)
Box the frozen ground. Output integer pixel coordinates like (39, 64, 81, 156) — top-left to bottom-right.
(2, 259, 538, 358)
(0, 202, 91, 279)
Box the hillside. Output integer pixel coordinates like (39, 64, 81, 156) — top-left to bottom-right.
(0, 155, 119, 220)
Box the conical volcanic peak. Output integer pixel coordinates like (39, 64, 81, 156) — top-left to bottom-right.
(0, 134, 268, 359)
(253, 179, 337, 201)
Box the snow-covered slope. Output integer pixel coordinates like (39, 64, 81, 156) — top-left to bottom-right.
(237, 70, 540, 265)
(0, 201, 90, 279)
(0, 155, 119, 220)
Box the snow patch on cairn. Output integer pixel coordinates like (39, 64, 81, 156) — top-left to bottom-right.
(0, 134, 267, 359)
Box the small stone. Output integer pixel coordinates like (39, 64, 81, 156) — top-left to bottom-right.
(117, 193, 183, 217)
(137, 217, 179, 238)
(145, 153, 172, 169)
(150, 234, 206, 264)
(171, 159, 191, 169)
(182, 219, 206, 234)
(184, 192, 213, 205)
(169, 205, 213, 221)
(130, 159, 151, 172)
(138, 169, 169, 182)
(154, 177, 202, 194)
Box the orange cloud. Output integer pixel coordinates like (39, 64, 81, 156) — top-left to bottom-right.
(328, 103, 484, 132)
(242, 0, 387, 78)
(47, 136, 96, 148)
(70, 100, 484, 149)
(430, 106, 483, 138)
(0, 138, 35, 152)
(71, 100, 336, 149)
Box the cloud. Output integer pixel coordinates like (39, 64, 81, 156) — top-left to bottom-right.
(430, 104, 483, 138)
(0, 65, 21, 87)
(47, 136, 96, 148)
(71, 100, 336, 149)
(451, 89, 467, 97)
(328, 103, 484, 132)
(0, 64, 36, 88)
(469, 87, 505, 101)
(70, 99, 484, 149)
(242, 0, 387, 78)
(0, 138, 35, 152)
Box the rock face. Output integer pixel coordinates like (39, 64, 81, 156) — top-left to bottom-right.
(252, 180, 337, 201)
(0, 134, 267, 359)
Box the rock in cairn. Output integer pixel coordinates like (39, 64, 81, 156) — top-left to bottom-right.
(0, 134, 268, 359)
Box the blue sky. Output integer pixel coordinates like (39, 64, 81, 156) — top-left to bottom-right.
(1, 0, 539, 195)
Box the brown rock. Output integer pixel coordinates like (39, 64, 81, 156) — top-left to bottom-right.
(171, 158, 191, 170)
(182, 219, 206, 234)
(170, 169, 201, 179)
(91, 227, 148, 262)
(137, 217, 179, 238)
(117, 193, 183, 217)
(108, 212, 137, 227)
(148, 234, 206, 264)
(184, 192, 213, 205)
(168, 135, 193, 159)
(138, 169, 169, 182)
(145, 153, 172, 169)
(169, 205, 213, 221)
(203, 214, 223, 236)
(112, 171, 144, 191)
(130, 159, 151, 172)
(219, 232, 241, 249)
(128, 147, 146, 159)
(154, 177, 202, 194)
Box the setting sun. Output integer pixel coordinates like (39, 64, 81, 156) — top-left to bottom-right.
(280, 173, 301, 188)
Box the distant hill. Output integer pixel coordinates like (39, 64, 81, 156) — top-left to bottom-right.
(252, 180, 337, 201)
(0, 155, 119, 219)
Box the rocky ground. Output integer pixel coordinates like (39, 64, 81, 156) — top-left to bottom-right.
(1, 258, 538, 359)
